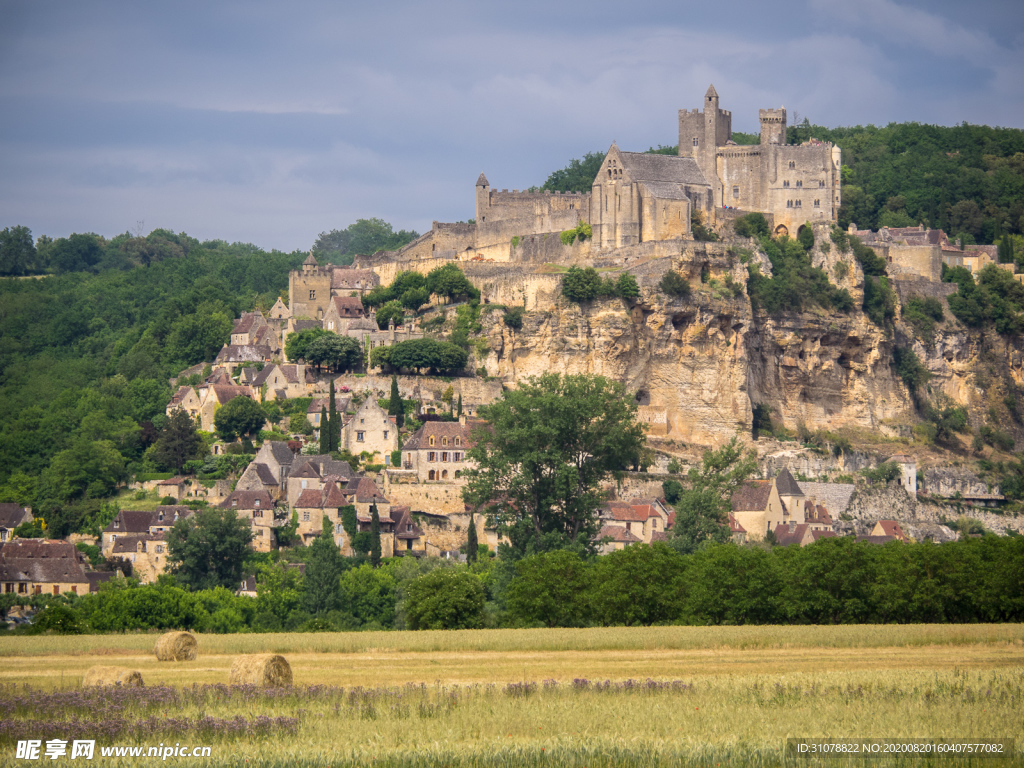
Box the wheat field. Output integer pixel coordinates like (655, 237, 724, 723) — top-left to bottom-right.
(0, 625, 1021, 767)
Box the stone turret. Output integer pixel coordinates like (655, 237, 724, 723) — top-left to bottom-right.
(475, 173, 490, 223)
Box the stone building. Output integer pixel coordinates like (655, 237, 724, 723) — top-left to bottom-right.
(288, 253, 380, 320)
(220, 490, 280, 551)
(110, 534, 170, 583)
(231, 311, 268, 346)
(0, 539, 91, 596)
(166, 386, 202, 421)
(323, 296, 366, 332)
(0, 504, 33, 543)
(251, 363, 315, 401)
(597, 499, 672, 545)
(401, 420, 475, 482)
(340, 398, 398, 462)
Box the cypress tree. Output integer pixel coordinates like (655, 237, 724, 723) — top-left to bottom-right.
(370, 503, 382, 567)
(388, 375, 404, 429)
(319, 405, 329, 454)
(457, 393, 463, 418)
(328, 380, 338, 453)
(466, 513, 478, 563)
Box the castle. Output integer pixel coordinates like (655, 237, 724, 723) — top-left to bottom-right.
(352, 86, 841, 273)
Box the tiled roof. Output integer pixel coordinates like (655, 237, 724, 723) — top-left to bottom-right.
(0, 540, 88, 584)
(796, 482, 856, 514)
(618, 151, 709, 186)
(105, 510, 156, 534)
(205, 369, 233, 386)
(811, 530, 837, 542)
(157, 476, 186, 486)
(265, 441, 296, 467)
(392, 507, 423, 539)
(86, 571, 115, 592)
(402, 421, 475, 452)
(346, 317, 378, 332)
(731, 480, 772, 512)
(637, 181, 693, 201)
(232, 314, 259, 335)
(350, 477, 388, 504)
(774, 468, 803, 497)
(111, 533, 166, 554)
(209, 385, 254, 404)
(598, 524, 641, 544)
(774, 523, 810, 547)
(0, 504, 32, 530)
(331, 296, 365, 316)
(168, 386, 196, 406)
(220, 490, 275, 511)
(728, 513, 746, 534)
(253, 364, 303, 388)
(253, 463, 278, 485)
(307, 396, 351, 415)
(215, 345, 272, 363)
(876, 520, 906, 539)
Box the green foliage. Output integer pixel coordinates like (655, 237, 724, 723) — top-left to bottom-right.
(375, 300, 406, 330)
(463, 373, 646, 559)
(690, 210, 718, 242)
(214, 396, 267, 442)
(902, 295, 945, 345)
(892, 345, 931, 397)
(732, 213, 770, 239)
(979, 425, 1015, 452)
(862, 462, 902, 485)
(166, 508, 254, 591)
(339, 505, 358, 538)
(615, 272, 640, 300)
(863, 275, 896, 330)
(404, 568, 485, 630)
(371, 338, 469, 376)
(946, 264, 1024, 334)
(561, 266, 602, 302)
(0, 226, 40, 276)
(540, 152, 604, 193)
(289, 414, 314, 435)
(370, 505, 382, 567)
(746, 235, 853, 314)
(425, 264, 479, 305)
(850, 236, 887, 277)
(665, 437, 757, 555)
(387, 376, 405, 429)
(998, 234, 1015, 264)
(505, 550, 592, 627)
(303, 520, 343, 615)
(797, 225, 815, 251)
(305, 333, 362, 373)
(658, 270, 691, 297)
(284, 327, 329, 362)
(830, 225, 850, 253)
(312, 219, 419, 266)
(502, 306, 525, 330)
(152, 408, 206, 472)
(559, 222, 593, 246)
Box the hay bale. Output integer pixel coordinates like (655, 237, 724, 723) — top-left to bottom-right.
(229, 654, 292, 687)
(154, 631, 198, 661)
(83, 666, 144, 687)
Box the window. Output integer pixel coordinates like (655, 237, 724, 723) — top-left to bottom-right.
(454, 437, 461, 446)
(301, 479, 307, 489)
(788, 161, 795, 169)
(787, 200, 793, 208)
(18, 583, 26, 594)
(113, 520, 120, 529)
(3, 583, 10, 593)
(407, 539, 413, 551)
(407, 524, 413, 533)
(442, 452, 449, 462)
(156, 545, 164, 553)
(819, 180, 826, 188)
(693, 137, 699, 146)
(302, 511, 310, 522)
(383, 431, 388, 439)
(428, 452, 436, 462)
(442, 470, 448, 479)
(429, 470, 436, 480)
(254, 499, 260, 507)
(442, 437, 448, 446)
(254, 509, 263, 518)
(357, 431, 365, 442)
(796, 180, 802, 188)
(53, 585, 59, 595)
(309, 289, 316, 300)
(783, 180, 790, 188)
(231, 499, 238, 507)
(429, 436, 435, 446)
(453, 452, 461, 462)
(814, 199, 820, 208)
(732, 186, 739, 198)
(360, 418, 364, 424)
(795, 200, 802, 207)
(70, 586, 77, 595)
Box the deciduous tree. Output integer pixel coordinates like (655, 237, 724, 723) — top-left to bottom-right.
(167, 508, 254, 591)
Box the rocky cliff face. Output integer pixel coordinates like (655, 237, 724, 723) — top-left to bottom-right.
(480, 273, 915, 446)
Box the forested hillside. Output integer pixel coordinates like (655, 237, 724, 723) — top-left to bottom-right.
(541, 122, 1024, 245)
(0, 231, 304, 521)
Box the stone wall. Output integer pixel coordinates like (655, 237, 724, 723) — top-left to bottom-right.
(381, 478, 466, 516)
(843, 484, 1024, 537)
(330, 373, 503, 407)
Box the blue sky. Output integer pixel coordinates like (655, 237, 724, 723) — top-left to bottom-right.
(1, 0, 1022, 251)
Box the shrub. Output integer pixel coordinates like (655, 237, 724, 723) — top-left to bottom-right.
(733, 213, 770, 239)
(747, 235, 852, 314)
(658, 270, 690, 297)
(691, 210, 718, 242)
(616, 273, 640, 300)
(863, 275, 896, 330)
(559, 221, 593, 246)
(797, 225, 814, 251)
(503, 306, 524, 330)
(404, 568, 485, 630)
(903, 295, 945, 345)
(562, 266, 602, 302)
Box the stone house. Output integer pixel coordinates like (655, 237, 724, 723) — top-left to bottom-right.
(401, 420, 475, 482)
(285, 455, 358, 508)
(307, 394, 351, 443)
(597, 499, 672, 544)
(871, 520, 909, 543)
(155, 476, 187, 501)
(252, 363, 314, 401)
(0, 539, 91, 596)
(288, 254, 381, 320)
(728, 513, 747, 544)
(731, 479, 785, 542)
(110, 534, 170, 583)
(0, 503, 33, 542)
(219, 490, 279, 551)
(597, 524, 642, 553)
(214, 344, 274, 372)
(773, 522, 816, 547)
(268, 297, 291, 322)
(166, 386, 202, 421)
(392, 506, 425, 554)
(340, 398, 398, 462)
(797, 481, 856, 517)
(230, 311, 268, 346)
(101, 506, 194, 555)
(323, 296, 366, 332)
(294, 478, 355, 545)
(236, 462, 283, 500)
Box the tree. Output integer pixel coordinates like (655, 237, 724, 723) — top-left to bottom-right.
(0, 225, 37, 276)
(457, 393, 463, 418)
(312, 219, 419, 266)
(404, 568, 485, 630)
(426, 264, 478, 304)
(166, 311, 233, 367)
(152, 408, 205, 472)
(463, 373, 647, 559)
(285, 327, 329, 362)
(327, 380, 339, 453)
(733, 213, 770, 239)
(166, 508, 254, 591)
(370, 505, 382, 567)
(666, 437, 757, 555)
(214, 396, 266, 441)
(505, 550, 592, 627)
(371, 338, 468, 376)
(319, 406, 330, 454)
(466, 513, 478, 563)
(616, 272, 640, 300)
(562, 266, 602, 302)
(375, 300, 405, 329)
(658, 270, 691, 297)
(541, 152, 605, 193)
(305, 333, 361, 373)
(388, 376, 404, 429)
(303, 517, 343, 615)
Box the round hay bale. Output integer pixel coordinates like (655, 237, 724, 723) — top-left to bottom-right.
(154, 631, 198, 661)
(229, 654, 292, 687)
(83, 666, 144, 687)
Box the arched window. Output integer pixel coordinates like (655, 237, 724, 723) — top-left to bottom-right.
(428, 470, 436, 481)
(441, 470, 448, 479)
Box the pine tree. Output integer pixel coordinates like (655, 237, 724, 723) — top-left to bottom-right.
(328, 380, 338, 453)
(370, 503, 382, 567)
(302, 516, 342, 615)
(466, 513, 478, 562)
(388, 375, 404, 429)
(319, 405, 329, 454)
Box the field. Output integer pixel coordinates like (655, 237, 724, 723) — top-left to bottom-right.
(0, 625, 1021, 767)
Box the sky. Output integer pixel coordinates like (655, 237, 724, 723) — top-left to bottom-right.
(1, 0, 1023, 252)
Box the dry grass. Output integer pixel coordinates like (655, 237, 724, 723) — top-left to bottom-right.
(0, 626, 1020, 767)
